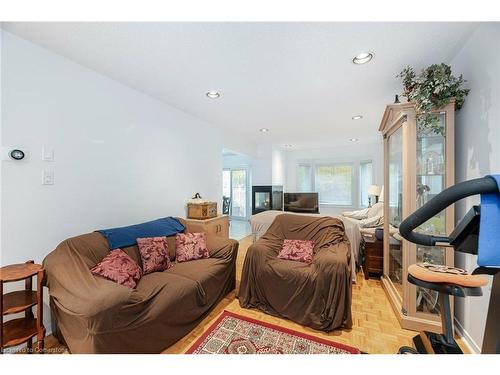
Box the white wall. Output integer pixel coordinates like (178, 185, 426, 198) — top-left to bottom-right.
(222, 153, 253, 170)
(222, 133, 257, 159)
(0, 28, 3, 272)
(252, 144, 273, 186)
(271, 147, 286, 188)
(1, 32, 225, 333)
(285, 141, 383, 216)
(251, 144, 287, 189)
(449, 23, 500, 352)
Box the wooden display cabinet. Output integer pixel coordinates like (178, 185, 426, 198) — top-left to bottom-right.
(184, 215, 230, 239)
(379, 100, 455, 333)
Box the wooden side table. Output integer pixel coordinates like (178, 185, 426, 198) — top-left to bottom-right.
(0, 260, 45, 354)
(363, 239, 384, 280)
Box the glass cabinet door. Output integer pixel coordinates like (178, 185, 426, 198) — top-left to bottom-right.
(414, 113, 447, 315)
(387, 125, 404, 298)
(380, 102, 455, 332)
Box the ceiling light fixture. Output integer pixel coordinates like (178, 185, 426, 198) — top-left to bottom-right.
(206, 91, 221, 99)
(259, 128, 269, 133)
(352, 52, 374, 65)
(352, 115, 363, 120)
(349, 138, 359, 142)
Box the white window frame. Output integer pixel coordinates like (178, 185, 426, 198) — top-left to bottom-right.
(296, 161, 356, 207)
(296, 163, 314, 192)
(223, 166, 252, 220)
(359, 160, 373, 208)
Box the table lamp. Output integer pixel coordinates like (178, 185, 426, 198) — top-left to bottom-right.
(368, 185, 381, 207)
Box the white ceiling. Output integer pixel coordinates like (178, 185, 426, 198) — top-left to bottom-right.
(2, 22, 478, 150)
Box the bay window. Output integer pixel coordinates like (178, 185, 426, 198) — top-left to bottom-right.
(296, 160, 373, 207)
(359, 161, 373, 207)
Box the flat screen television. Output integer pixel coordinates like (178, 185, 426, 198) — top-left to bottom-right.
(284, 193, 319, 214)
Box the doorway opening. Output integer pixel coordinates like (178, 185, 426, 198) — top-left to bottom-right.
(223, 169, 248, 220)
(222, 149, 252, 240)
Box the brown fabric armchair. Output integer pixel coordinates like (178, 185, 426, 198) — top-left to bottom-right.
(43, 219, 238, 353)
(238, 214, 352, 331)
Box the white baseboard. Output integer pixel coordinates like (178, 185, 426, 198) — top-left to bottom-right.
(454, 317, 481, 353)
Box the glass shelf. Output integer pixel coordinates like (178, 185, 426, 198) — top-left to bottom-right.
(415, 112, 447, 316)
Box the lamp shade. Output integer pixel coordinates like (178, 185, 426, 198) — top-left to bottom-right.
(368, 185, 381, 196)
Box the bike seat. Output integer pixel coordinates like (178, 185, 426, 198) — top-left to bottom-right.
(408, 273, 483, 298)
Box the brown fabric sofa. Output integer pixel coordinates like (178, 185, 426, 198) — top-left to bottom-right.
(43, 219, 238, 353)
(238, 214, 352, 331)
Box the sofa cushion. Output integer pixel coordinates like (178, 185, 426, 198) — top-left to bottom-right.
(137, 236, 171, 274)
(277, 239, 315, 263)
(134, 258, 227, 311)
(90, 249, 143, 288)
(175, 232, 209, 262)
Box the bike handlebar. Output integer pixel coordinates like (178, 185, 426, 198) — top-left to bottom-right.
(398, 176, 499, 246)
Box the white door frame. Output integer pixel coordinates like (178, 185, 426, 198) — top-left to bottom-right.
(223, 167, 251, 221)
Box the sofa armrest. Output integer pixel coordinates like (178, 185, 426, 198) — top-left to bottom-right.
(206, 236, 239, 260)
(43, 248, 133, 323)
(73, 282, 132, 318)
(313, 240, 352, 272)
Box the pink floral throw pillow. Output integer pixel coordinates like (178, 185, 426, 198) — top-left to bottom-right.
(175, 232, 209, 263)
(137, 236, 171, 274)
(278, 239, 315, 263)
(90, 249, 143, 288)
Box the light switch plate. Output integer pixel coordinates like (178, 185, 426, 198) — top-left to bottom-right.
(42, 147, 54, 161)
(42, 170, 55, 185)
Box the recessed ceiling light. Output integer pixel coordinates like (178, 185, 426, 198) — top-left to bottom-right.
(352, 52, 374, 65)
(352, 115, 363, 120)
(259, 128, 269, 133)
(349, 138, 359, 142)
(206, 91, 220, 99)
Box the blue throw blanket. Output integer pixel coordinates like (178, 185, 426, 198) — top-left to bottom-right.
(478, 174, 500, 267)
(98, 217, 185, 250)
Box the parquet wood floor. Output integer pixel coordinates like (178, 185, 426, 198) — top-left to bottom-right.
(39, 235, 468, 354)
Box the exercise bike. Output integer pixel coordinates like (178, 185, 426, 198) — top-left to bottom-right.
(396, 176, 500, 354)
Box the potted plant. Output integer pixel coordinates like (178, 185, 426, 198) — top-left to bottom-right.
(397, 63, 470, 135)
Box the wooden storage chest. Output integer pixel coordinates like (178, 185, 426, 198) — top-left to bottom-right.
(187, 202, 217, 220)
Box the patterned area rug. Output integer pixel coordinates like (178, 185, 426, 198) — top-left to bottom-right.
(186, 310, 360, 354)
